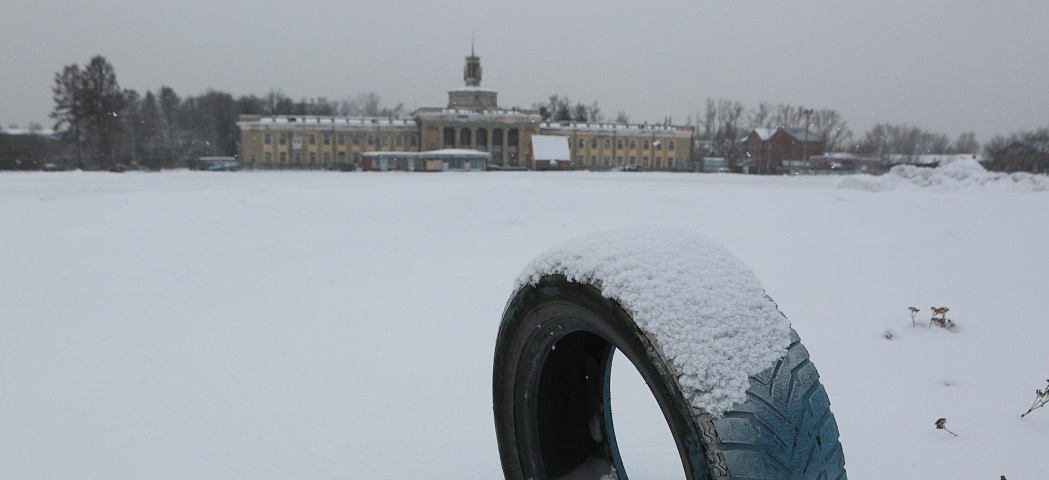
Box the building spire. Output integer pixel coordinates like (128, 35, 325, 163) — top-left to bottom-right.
(464, 39, 482, 87)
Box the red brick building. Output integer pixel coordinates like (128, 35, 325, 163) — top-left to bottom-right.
(740, 127, 824, 174)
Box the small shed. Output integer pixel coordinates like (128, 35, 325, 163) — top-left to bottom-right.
(361, 149, 490, 172)
(417, 149, 490, 171)
(361, 152, 414, 172)
(530, 135, 571, 170)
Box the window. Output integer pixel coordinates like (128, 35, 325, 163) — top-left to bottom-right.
(577, 138, 584, 148)
(604, 155, 610, 167)
(591, 139, 597, 148)
(324, 152, 331, 163)
(492, 128, 503, 146)
(444, 127, 456, 147)
(630, 140, 636, 149)
(280, 152, 287, 163)
(476, 129, 487, 147)
(309, 152, 317, 164)
(324, 134, 330, 145)
(643, 156, 649, 167)
(643, 140, 649, 150)
(669, 141, 675, 151)
(460, 129, 471, 147)
(352, 135, 360, 145)
(279, 135, 286, 145)
(507, 129, 519, 147)
(265, 152, 271, 163)
(338, 135, 345, 145)
(380, 135, 388, 146)
(630, 156, 636, 165)
(668, 157, 675, 168)
(617, 155, 623, 165)
(617, 139, 624, 149)
(656, 141, 662, 150)
(655, 157, 662, 168)
(264, 133, 271, 145)
(294, 153, 301, 164)
(590, 155, 597, 166)
(576, 155, 583, 164)
(353, 153, 360, 163)
(367, 135, 374, 145)
(309, 134, 316, 145)
(604, 139, 611, 148)
(338, 152, 346, 161)
(410, 136, 418, 147)
(396, 135, 403, 146)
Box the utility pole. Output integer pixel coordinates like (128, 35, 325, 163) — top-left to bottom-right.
(802, 108, 813, 171)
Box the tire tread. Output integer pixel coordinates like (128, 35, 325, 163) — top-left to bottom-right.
(703, 329, 845, 480)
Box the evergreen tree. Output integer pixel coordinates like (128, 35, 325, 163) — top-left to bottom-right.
(80, 56, 127, 167)
(139, 91, 162, 168)
(50, 64, 86, 169)
(158, 86, 180, 167)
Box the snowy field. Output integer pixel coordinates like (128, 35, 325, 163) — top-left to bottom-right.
(2, 168, 1047, 479)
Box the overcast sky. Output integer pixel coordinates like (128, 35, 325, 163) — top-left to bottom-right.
(3, 0, 1047, 141)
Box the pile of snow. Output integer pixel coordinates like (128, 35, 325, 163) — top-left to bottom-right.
(516, 227, 791, 417)
(839, 157, 1049, 192)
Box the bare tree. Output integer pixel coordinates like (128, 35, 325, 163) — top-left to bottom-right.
(339, 92, 402, 117)
(749, 102, 773, 129)
(811, 109, 853, 152)
(857, 123, 951, 158)
(951, 132, 980, 154)
(696, 98, 746, 163)
(586, 101, 602, 123)
(986, 127, 1049, 173)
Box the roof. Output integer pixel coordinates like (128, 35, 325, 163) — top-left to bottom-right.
(886, 153, 987, 165)
(741, 128, 823, 143)
(781, 128, 823, 142)
(540, 121, 693, 135)
(0, 127, 61, 139)
(752, 128, 775, 141)
(414, 107, 542, 120)
(240, 115, 415, 127)
(530, 135, 571, 161)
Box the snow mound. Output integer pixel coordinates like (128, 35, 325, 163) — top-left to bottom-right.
(838, 158, 1049, 192)
(515, 227, 792, 417)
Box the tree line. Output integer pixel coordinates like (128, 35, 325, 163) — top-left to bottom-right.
(6, 55, 1048, 173)
(44, 55, 403, 170)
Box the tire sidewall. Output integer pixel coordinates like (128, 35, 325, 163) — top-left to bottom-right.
(494, 275, 710, 480)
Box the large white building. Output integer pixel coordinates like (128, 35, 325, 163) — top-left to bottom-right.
(238, 50, 694, 171)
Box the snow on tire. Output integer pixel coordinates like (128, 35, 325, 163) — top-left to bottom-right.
(492, 228, 847, 480)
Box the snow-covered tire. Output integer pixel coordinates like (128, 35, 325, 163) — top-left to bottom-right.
(493, 275, 846, 480)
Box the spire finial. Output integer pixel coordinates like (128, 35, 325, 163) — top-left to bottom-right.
(464, 37, 481, 86)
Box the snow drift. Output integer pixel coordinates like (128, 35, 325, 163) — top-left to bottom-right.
(838, 157, 1049, 192)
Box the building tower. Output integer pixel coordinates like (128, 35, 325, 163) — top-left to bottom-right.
(464, 41, 482, 87)
(449, 41, 497, 110)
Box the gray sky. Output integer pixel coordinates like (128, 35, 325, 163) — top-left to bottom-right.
(3, 0, 1047, 142)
